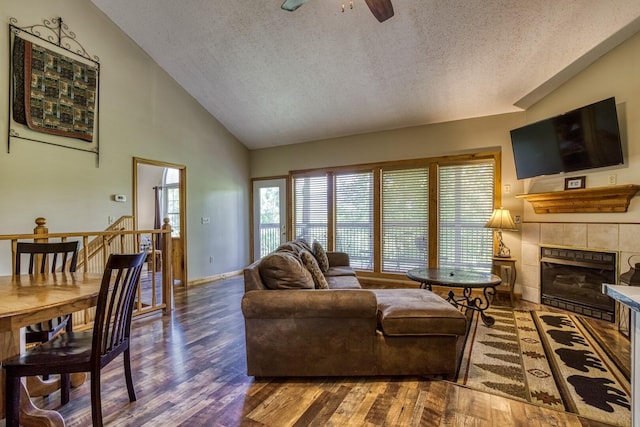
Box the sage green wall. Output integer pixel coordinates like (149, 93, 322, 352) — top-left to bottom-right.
(250, 112, 525, 198)
(521, 31, 640, 223)
(0, 0, 251, 278)
(3, 0, 637, 279)
(250, 111, 526, 263)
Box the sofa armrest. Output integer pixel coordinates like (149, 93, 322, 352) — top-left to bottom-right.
(242, 289, 378, 376)
(326, 251, 350, 267)
(243, 260, 265, 291)
(242, 289, 376, 319)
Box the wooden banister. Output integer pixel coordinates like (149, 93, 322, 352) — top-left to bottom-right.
(162, 218, 174, 311)
(2, 216, 174, 330)
(75, 216, 134, 272)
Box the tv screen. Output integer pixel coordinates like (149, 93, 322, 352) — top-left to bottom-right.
(510, 97, 624, 179)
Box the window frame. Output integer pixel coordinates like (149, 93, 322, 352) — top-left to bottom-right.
(289, 151, 501, 280)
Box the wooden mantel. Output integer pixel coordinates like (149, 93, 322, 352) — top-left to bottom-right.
(516, 184, 640, 214)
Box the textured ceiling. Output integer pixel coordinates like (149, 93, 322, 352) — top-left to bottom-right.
(90, 0, 640, 150)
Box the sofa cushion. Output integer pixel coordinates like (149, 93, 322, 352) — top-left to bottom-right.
(324, 266, 356, 277)
(300, 250, 329, 289)
(326, 275, 362, 289)
(372, 289, 467, 336)
(325, 251, 351, 267)
(312, 240, 330, 273)
(326, 251, 350, 267)
(259, 252, 315, 290)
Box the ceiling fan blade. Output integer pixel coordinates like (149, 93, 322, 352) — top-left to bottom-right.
(281, 0, 309, 12)
(363, 0, 394, 22)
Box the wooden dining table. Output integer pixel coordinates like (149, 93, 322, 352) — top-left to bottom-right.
(0, 272, 103, 427)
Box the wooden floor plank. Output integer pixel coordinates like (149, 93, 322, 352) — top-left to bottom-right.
(28, 275, 624, 426)
(248, 384, 324, 426)
(384, 383, 415, 426)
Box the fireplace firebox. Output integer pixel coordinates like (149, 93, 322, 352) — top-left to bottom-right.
(540, 246, 616, 322)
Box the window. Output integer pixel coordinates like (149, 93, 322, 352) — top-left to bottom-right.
(335, 172, 373, 269)
(259, 186, 281, 257)
(294, 175, 328, 247)
(163, 168, 180, 237)
(438, 162, 495, 272)
(289, 152, 499, 276)
(382, 168, 429, 272)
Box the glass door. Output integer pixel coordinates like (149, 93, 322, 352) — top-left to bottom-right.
(252, 178, 287, 261)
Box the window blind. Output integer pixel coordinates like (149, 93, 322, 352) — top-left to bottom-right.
(381, 168, 429, 272)
(438, 162, 494, 271)
(335, 172, 373, 270)
(293, 175, 328, 247)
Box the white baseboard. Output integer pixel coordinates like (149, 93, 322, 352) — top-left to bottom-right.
(188, 270, 242, 286)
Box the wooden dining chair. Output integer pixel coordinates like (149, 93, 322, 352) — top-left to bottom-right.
(15, 241, 79, 344)
(3, 252, 147, 427)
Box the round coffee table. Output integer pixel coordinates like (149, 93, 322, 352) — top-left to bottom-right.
(407, 268, 502, 326)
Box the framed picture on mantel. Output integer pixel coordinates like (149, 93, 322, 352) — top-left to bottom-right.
(564, 176, 586, 190)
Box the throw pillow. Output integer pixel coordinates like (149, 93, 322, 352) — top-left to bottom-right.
(276, 242, 303, 255)
(313, 240, 330, 273)
(300, 250, 329, 289)
(258, 252, 315, 290)
(293, 237, 313, 253)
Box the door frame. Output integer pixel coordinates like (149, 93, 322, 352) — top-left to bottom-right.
(250, 176, 288, 262)
(133, 157, 188, 287)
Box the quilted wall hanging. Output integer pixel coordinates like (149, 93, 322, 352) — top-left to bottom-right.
(8, 17, 100, 165)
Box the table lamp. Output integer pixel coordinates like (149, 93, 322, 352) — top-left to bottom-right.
(484, 207, 517, 258)
(620, 255, 640, 286)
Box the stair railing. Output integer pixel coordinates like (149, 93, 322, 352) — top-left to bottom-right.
(0, 217, 173, 330)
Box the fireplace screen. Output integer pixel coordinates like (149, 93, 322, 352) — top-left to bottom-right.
(540, 247, 616, 322)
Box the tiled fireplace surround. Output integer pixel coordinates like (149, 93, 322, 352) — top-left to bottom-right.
(520, 222, 640, 305)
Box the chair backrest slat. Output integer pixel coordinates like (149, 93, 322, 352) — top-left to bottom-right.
(91, 253, 146, 365)
(15, 241, 79, 274)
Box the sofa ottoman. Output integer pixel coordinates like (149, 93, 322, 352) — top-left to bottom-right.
(371, 289, 467, 376)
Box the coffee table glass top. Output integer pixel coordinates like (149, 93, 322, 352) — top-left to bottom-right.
(407, 268, 501, 288)
(407, 267, 503, 327)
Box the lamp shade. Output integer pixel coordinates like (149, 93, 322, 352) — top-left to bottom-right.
(484, 208, 517, 230)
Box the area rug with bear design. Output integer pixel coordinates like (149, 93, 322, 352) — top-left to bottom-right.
(455, 307, 630, 426)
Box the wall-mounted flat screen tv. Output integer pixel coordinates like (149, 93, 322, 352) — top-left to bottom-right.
(510, 97, 624, 180)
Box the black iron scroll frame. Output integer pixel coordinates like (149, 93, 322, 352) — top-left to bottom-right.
(7, 17, 101, 166)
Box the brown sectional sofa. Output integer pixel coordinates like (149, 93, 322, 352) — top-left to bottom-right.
(242, 239, 467, 378)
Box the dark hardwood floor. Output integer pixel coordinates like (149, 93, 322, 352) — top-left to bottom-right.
(32, 276, 628, 426)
